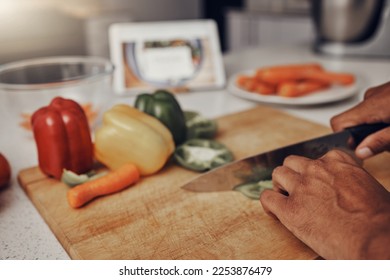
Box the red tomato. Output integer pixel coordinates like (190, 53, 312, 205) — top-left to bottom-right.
(0, 153, 11, 189)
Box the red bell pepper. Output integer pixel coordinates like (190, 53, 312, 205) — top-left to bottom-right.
(31, 97, 94, 179)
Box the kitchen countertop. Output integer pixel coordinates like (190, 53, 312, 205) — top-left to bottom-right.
(1, 45, 389, 260)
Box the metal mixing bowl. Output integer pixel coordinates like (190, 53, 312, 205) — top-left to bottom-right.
(311, 0, 385, 43)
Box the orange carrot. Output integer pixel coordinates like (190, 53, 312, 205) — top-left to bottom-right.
(236, 63, 354, 98)
(253, 81, 276, 95)
(67, 163, 140, 208)
(303, 71, 355, 86)
(257, 68, 320, 84)
(256, 63, 324, 83)
(236, 75, 251, 85)
(277, 81, 330, 97)
(236, 75, 257, 91)
(258, 67, 355, 86)
(236, 75, 276, 94)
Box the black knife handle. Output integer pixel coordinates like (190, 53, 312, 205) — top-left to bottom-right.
(347, 122, 390, 146)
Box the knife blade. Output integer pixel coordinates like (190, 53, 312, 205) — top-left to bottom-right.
(181, 122, 389, 192)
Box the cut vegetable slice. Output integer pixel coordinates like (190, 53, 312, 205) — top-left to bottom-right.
(233, 179, 273, 199)
(174, 139, 234, 172)
(61, 169, 108, 187)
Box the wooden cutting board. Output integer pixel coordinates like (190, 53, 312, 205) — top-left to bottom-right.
(18, 105, 390, 260)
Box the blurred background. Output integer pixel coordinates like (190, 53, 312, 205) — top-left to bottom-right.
(2, 0, 389, 64)
(0, 0, 314, 63)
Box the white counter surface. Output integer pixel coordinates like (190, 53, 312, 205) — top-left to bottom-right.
(1, 45, 389, 259)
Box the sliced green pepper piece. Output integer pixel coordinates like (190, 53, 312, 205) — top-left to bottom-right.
(135, 90, 187, 145)
(184, 111, 218, 139)
(233, 179, 273, 200)
(174, 139, 234, 172)
(61, 169, 108, 187)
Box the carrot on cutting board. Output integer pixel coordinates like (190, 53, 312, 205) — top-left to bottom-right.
(277, 81, 330, 97)
(67, 163, 140, 208)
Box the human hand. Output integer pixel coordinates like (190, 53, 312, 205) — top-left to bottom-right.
(331, 81, 390, 159)
(260, 149, 390, 259)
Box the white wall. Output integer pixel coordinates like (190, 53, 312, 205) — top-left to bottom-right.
(0, 0, 202, 64)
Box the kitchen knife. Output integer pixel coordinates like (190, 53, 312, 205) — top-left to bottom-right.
(181, 122, 389, 193)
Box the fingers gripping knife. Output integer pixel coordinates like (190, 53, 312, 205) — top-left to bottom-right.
(181, 123, 389, 194)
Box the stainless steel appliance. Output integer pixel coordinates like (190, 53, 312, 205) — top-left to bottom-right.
(311, 0, 390, 57)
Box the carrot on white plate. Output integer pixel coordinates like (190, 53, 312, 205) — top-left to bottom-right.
(256, 63, 324, 84)
(277, 81, 330, 98)
(303, 71, 355, 86)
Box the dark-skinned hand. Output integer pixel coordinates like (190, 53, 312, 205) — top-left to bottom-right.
(260, 150, 390, 259)
(331, 81, 390, 159)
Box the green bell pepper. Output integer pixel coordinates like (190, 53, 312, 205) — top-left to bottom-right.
(233, 180, 273, 200)
(174, 139, 234, 172)
(135, 90, 187, 145)
(184, 111, 218, 139)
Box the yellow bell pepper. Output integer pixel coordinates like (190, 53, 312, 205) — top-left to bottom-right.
(94, 104, 174, 176)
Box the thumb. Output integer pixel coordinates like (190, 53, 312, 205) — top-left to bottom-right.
(355, 127, 390, 159)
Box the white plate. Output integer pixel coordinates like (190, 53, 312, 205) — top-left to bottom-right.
(227, 70, 360, 106)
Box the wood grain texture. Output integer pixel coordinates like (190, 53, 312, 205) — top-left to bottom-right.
(18, 105, 390, 260)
